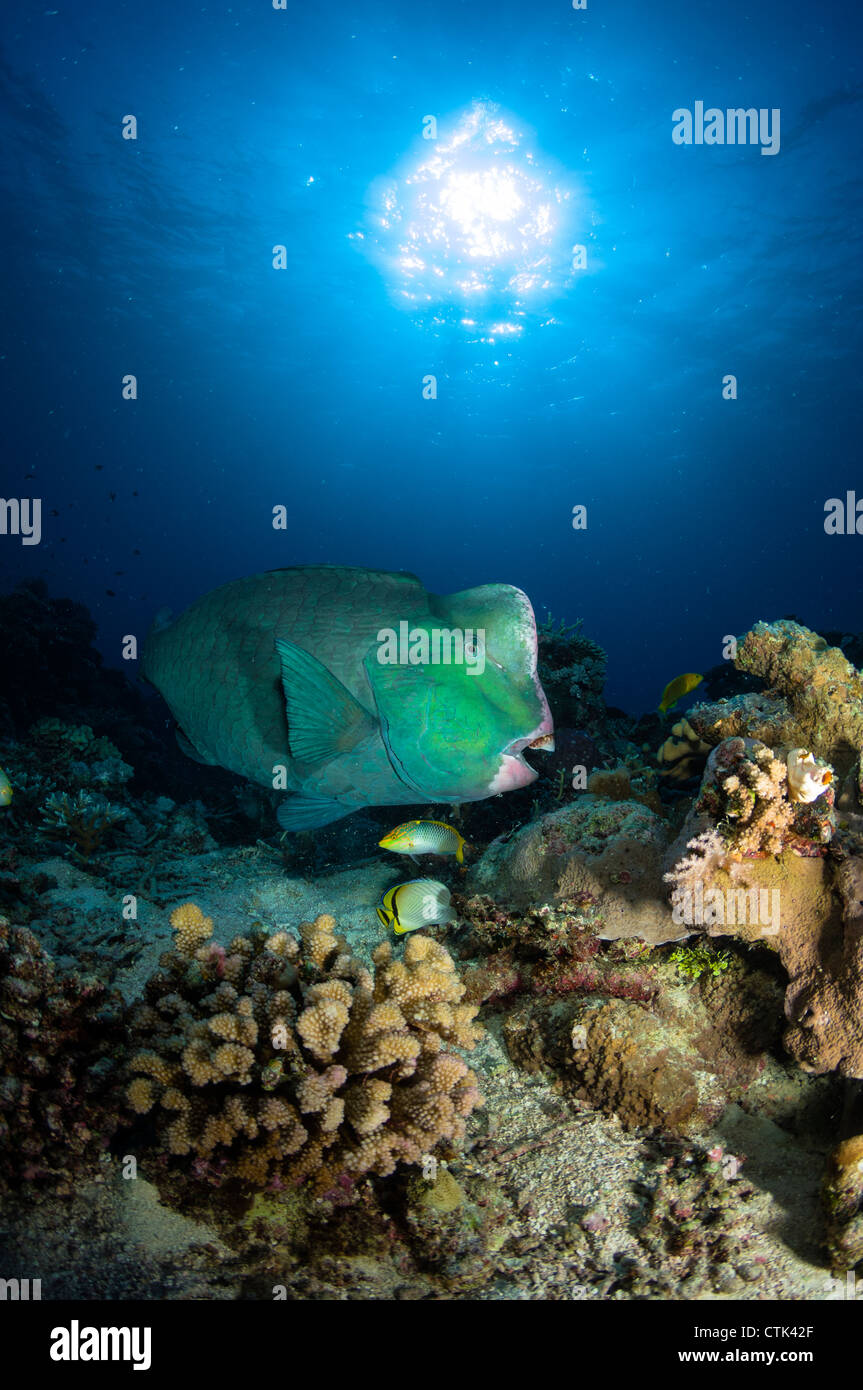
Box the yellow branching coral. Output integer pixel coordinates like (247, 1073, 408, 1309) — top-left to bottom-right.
(125, 909, 483, 1195)
(127, 1077, 155, 1114)
(297, 997, 351, 1062)
(170, 902, 214, 954)
(300, 914, 343, 969)
(207, 1011, 258, 1046)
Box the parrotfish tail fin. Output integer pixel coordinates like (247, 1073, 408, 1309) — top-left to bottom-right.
(277, 796, 355, 832)
(275, 637, 376, 764)
(175, 726, 215, 766)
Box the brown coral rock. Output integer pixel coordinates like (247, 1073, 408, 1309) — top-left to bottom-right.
(823, 1134, 863, 1270)
(568, 998, 724, 1132)
(468, 797, 684, 944)
(736, 620, 863, 775)
(782, 856, 863, 1079)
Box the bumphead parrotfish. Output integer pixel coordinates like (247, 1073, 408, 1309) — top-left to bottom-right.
(141, 566, 554, 831)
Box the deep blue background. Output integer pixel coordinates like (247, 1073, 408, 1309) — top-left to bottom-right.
(1, 0, 861, 713)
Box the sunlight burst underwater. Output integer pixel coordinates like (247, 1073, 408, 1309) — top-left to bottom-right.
(364, 101, 577, 336)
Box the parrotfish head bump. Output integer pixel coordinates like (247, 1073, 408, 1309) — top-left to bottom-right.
(366, 583, 554, 803)
(486, 585, 554, 794)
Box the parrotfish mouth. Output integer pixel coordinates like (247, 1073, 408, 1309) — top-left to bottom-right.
(489, 727, 556, 794)
(528, 733, 555, 751)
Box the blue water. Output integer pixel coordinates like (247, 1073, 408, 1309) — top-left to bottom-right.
(2, 0, 861, 714)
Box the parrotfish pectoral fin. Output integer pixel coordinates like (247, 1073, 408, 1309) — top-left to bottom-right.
(277, 796, 356, 832)
(175, 725, 215, 765)
(275, 637, 376, 764)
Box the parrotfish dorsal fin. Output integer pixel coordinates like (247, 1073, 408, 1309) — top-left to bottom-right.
(275, 637, 376, 764)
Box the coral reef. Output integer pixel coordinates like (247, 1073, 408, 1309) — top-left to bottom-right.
(40, 790, 128, 858)
(568, 998, 726, 1132)
(672, 621, 863, 783)
(497, 947, 785, 1137)
(1, 718, 132, 845)
(586, 763, 662, 814)
(697, 738, 795, 856)
(662, 738, 836, 924)
(735, 620, 863, 770)
(469, 795, 684, 943)
(0, 918, 126, 1193)
(29, 719, 134, 789)
(126, 905, 482, 1195)
(455, 893, 657, 1006)
(0, 582, 106, 737)
(657, 619, 863, 792)
(634, 1139, 756, 1272)
(536, 615, 608, 728)
(657, 716, 714, 782)
(782, 856, 863, 1080)
(823, 1133, 863, 1271)
(661, 741, 863, 1089)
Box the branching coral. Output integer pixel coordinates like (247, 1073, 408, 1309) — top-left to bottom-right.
(686, 737, 835, 862)
(696, 738, 793, 857)
(0, 918, 125, 1193)
(663, 738, 836, 929)
(40, 790, 127, 858)
(126, 906, 482, 1195)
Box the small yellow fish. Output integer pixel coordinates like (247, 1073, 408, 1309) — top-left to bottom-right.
(379, 818, 468, 864)
(658, 672, 703, 715)
(376, 878, 456, 935)
(0, 768, 11, 807)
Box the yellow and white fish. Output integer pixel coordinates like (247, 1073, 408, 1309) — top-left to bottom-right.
(379, 818, 468, 864)
(376, 878, 456, 935)
(0, 768, 11, 807)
